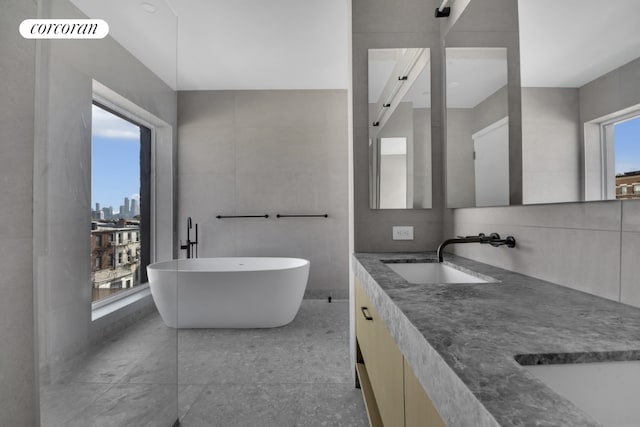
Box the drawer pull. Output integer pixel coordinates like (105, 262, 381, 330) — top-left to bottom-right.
(361, 306, 373, 321)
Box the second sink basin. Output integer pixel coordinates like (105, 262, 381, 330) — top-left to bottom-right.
(522, 360, 640, 427)
(384, 262, 494, 284)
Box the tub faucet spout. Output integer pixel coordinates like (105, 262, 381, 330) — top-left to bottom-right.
(180, 217, 198, 259)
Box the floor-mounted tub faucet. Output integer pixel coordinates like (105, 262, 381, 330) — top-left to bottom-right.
(180, 216, 198, 258)
(436, 233, 515, 263)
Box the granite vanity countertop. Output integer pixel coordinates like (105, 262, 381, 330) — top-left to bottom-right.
(353, 252, 640, 427)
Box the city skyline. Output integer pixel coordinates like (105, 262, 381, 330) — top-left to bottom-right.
(93, 195, 140, 219)
(91, 104, 141, 211)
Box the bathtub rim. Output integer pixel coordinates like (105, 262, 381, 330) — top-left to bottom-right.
(147, 256, 310, 273)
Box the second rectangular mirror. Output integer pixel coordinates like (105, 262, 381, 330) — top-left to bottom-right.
(368, 48, 432, 209)
(445, 47, 509, 208)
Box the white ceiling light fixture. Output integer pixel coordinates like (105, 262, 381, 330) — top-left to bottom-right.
(140, 2, 157, 14)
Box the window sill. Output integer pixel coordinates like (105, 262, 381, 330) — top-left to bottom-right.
(91, 283, 151, 321)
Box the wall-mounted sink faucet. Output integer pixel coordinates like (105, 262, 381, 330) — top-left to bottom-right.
(437, 233, 515, 263)
(180, 216, 198, 258)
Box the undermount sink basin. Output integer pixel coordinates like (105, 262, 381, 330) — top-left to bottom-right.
(522, 360, 640, 426)
(384, 262, 493, 284)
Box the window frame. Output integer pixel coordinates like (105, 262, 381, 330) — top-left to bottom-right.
(600, 110, 640, 199)
(91, 99, 153, 310)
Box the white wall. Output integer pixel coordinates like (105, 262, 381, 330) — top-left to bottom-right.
(0, 0, 37, 424)
(177, 90, 350, 297)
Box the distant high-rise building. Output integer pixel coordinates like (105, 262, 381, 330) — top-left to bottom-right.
(124, 197, 130, 217)
(95, 202, 100, 212)
(131, 198, 139, 217)
(102, 206, 113, 219)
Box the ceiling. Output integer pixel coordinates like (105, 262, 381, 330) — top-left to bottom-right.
(368, 49, 431, 109)
(446, 48, 508, 108)
(71, 0, 349, 90)
(518, 0, 640, 87)
(71, 0, 640, 92)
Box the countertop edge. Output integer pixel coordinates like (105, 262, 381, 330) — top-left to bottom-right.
(353, 255, 501, 427)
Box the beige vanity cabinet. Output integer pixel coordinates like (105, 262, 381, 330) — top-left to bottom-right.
(355, 277, 446, 427)
(404, 359, 446, 427)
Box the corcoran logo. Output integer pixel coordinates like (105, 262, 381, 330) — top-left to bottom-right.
(19, 19, 109, 39)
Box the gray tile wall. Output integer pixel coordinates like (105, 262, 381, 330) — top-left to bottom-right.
(352, 0, 447, 252)
(34, 0, 177, 385)
(620, 200, 640, 307)
(451, 201, 625, 301)
(521, 87, 580, 204)
(580, 57, 640, 124)
(452, 200, 640, 309)
(0, 1, 36, 424)
(177, 90, 350, 296)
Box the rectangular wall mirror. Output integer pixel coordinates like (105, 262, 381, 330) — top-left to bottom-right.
(445, 47, 509, 208)
(368, 48, 432, 209)
(518, 0, 640, 204)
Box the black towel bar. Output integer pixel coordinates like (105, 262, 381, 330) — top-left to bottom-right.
(276, 214, 328, 218)
(216, 214, 269, 219)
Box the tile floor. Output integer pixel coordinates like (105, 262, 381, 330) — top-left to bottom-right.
(40, 300, 368, 427)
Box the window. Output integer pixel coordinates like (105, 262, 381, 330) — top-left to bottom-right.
(96, 257, 101, 269)
(96, 235, 102, 247)
(91, 102, 151, 303)
(602, 112, 640, 200)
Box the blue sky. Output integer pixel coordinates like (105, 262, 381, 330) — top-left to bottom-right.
(91, 104, 140, 212)
(615, 115, 640, 175)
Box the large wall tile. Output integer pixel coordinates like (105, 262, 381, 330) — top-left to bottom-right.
(178, 90, 349, 293)
(621, 231, 640, 308)
(0, 0, 35, 424)
(452, 222, 621, 301)
(178, 126, 236, 175)
(454, 201, 621, 231)
(622, 199, 640, 232)
(178, 91, 235, 129)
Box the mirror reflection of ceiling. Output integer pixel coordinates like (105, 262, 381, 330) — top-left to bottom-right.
(518, 0, 640, 87)
(368, 49, 431, 109)
(446, 48, 507, 108)
(70, 0, 349, 91)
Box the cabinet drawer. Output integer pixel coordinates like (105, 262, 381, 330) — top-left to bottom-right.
(355, 278, 404, 427)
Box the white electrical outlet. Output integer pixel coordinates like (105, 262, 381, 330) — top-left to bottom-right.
(392, 226, 414, 240)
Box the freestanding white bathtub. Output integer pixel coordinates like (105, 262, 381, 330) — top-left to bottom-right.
(146, 257, 310, 328)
